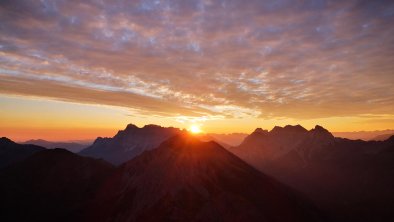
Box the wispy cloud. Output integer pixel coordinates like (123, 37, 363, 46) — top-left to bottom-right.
(1, 0, 393, 119)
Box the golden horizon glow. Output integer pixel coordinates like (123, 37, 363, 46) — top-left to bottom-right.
(0, 95, 393, 142)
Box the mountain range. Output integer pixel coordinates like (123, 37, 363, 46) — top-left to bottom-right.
(1, 123, 394, 221)
(0, 134, 321, 222)
(230, 125, 394, 221)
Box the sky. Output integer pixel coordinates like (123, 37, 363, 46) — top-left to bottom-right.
(0, 0, 393, 141)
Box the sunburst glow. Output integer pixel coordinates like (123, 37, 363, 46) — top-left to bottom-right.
(189, 125, 202, 134)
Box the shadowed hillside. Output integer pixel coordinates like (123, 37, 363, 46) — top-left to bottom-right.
(0, 148, 114, 222)
(88, 134, 322, 222)
(0, 137, 45, 168)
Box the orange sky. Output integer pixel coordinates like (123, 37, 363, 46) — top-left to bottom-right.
(0, 1, 393, 141)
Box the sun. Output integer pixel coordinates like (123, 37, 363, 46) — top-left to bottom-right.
(189, 125, 202, 134)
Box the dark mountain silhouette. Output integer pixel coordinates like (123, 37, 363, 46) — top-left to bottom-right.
(0, 147, 114, 222)
(23, 139, 88, 153)
(0, 137, 45, 168)
(230, 125, 394, 222)
(4, 124, 393, 222)
(79, 124, 182, 165)
(88, 134, 322, 222)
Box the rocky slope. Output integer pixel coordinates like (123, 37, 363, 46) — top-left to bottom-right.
(79, 124, 182, 165)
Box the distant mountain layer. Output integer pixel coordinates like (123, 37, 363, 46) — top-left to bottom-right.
(0, 148, 114, 222)
(333, 130, 394, 141)
(230, 125, 394, 221)
(22, 139, 88, 153)
(207, 133, 248, 146)
(88, 134, 320, 222)
(79, 124, 182, 165)
(371, 133, 394, 141)
(0, 137, 45, 168)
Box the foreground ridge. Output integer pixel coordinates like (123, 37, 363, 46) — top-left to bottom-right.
(89, 134, 321, 222)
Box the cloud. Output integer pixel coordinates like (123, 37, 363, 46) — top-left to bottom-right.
(0, 0, 393, 119)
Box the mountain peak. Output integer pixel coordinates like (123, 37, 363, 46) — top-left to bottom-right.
(270, 126, 283, 132)
(271, 125, 308, 134)
(143, 124, 162, 129)
(125, 123, 138, 130)
(253, 128, 269, 134)
(311, 125, 330, 133)
(0, 137, 13, 144)
(286, 124, 307, 132)
(310, 125, 334, 139)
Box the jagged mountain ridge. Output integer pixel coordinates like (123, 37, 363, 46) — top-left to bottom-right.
(231, 125, 334, 169)
(89, 134, 321, 222)
(79, 124, 182, 165)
